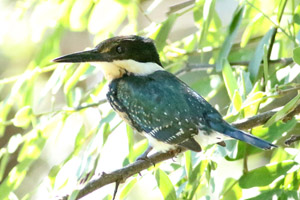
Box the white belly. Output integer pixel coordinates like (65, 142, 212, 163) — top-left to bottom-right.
(144, 130, 230, 152)
(194, 130, 229, 147)
(145, 134, 176, 152)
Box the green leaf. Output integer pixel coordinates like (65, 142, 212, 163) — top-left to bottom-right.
(114, 0, 131, 6)
(64, 63, 90, 94)
(48, 165, 61, 187)
(69, 0, 94, 31)
(246, 189, 299, 200)
(239, 160, 297, 189)
(292, 47, 300, 65)
(150, 14, 178, 52)
(242, 92, 265, 117)
(216, 6, 244, 71)
(264, 93, 300, 127)
(240, 14, 263, 48)
(222, 60, 238, 100)
(263, 44, 269, 86)
(220, 178, 241, 200)
(232, 90, 242, 112)
(283, 170, 300, 190)
(0, 150, 9, 182)
(155, 169, 177, 200)
(277, 0, 287, 22)
(189, 159, 209, 183)
(193, 0, 204, 25)
(119, 178, 137, 199)
(102, 123, 111, 145)
(184, 151, 192, 182)
(13, 106, 32, 127)
(294, 14, 300, 25)
(198, 0, 216, 47)
(126, 125, 134, 162)
(248, 28, 275, 82)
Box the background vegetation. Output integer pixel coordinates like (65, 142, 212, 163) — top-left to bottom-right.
(0, 0, 300, 199)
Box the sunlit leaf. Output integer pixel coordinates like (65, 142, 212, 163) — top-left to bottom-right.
(265, 93, 300, 127)
(13, 106, 32, 127)
(155, 169, 177, 200)
(283, 170, 300, 190)
(88, 0, 126, 34)
(69, 0, 94, 31)
(48, 165, 61, 187)
(64, 63, 90, 95)
(232, 89, 242, 112)
(222, 60, 238, 100)
(119, 178, 137, 199)
(242, 82, 264, 117)
(115, 0, 131, 5)
(239, 160, 297, 188)
(102, 123, 111, 145)
(184, 151, 192, 182)
(126, 125, 134, 162)
(220, 178, 241, 200)
(7, 134, 23, 154)
(196, 0, 216, 48)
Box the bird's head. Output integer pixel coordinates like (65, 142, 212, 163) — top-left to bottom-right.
(53, 35, 163, 81)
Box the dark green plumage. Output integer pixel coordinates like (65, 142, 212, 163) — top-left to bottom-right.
(107, 70, 226, 151)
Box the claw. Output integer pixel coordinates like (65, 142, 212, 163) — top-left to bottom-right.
(136, 146, 155, 166)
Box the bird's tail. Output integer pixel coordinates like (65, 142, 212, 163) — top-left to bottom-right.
(224, 127, 277, 150)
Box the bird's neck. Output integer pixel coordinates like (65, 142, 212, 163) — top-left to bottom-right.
(93, 59, 164, 81)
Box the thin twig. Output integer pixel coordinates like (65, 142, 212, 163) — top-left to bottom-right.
(174, 57, 293, 76)
(266, 0, 287, 61)
(74, 99, 107, 111)
(59, 103, 300, 200)
(285, 135, 300, 146)
(244, 0, 293, 41)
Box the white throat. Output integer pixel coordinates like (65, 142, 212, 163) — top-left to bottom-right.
(93, 59, 164, 81)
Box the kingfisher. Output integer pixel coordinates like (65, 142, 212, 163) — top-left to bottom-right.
(53, 35, 276, 156)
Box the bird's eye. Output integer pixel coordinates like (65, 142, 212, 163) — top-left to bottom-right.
(116, 46, 124, 54)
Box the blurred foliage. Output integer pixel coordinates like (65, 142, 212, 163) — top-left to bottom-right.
(0, 0, 300, 199)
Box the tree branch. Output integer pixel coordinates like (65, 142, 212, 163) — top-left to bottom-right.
(60, 103, 300, 200)
(285, 135, 300, 146)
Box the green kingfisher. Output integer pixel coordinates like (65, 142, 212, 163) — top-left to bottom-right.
(53, 35, 276, 154)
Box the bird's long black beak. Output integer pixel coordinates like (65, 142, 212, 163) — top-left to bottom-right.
(52, 49, 106, 63)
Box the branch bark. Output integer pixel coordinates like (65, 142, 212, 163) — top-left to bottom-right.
(60, 103, 300, 200)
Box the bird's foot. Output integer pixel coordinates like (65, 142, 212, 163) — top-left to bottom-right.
(136, 146, 155, 166)
(168, 147, 183, 156)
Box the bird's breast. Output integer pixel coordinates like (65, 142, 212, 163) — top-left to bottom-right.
(106, 77, 144, 133)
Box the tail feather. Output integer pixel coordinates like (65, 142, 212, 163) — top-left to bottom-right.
(224, 128, 277, 150)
